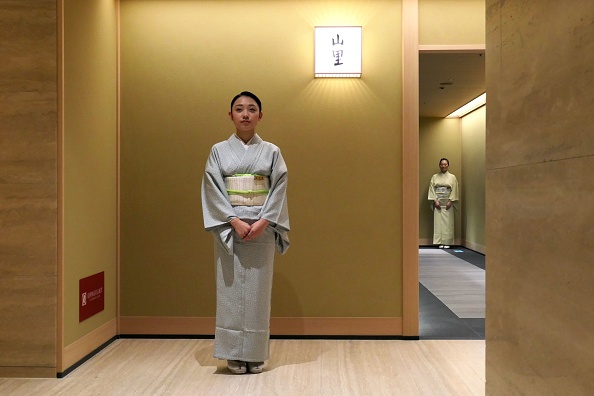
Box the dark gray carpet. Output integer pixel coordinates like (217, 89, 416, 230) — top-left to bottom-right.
(419, 247, 485, 340)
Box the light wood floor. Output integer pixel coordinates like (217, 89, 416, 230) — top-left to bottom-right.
(0, 339, 485, 395)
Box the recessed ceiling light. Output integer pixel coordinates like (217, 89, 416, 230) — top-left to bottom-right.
(446, 93, 486, 118)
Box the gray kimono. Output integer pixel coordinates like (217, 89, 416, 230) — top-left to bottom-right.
(201, 133, 290, 362)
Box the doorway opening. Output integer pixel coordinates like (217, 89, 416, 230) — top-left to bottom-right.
(418, 49, 486, 339)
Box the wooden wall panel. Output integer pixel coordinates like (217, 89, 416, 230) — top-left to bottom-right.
(0, 0, 58, 377)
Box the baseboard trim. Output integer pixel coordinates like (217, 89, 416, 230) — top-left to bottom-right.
(120, 316, 216, 335)
(60, 318, 117, 374)
(419, 238, 463, 246)
(271, 317, 402, 336)
(461, 240, 485, 255)
(119, 316, 403, 336)
(419, 240, 485, 255)
(0, 367, 55, 378)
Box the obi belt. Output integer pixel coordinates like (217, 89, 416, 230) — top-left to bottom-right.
(225, 174, 270, 206)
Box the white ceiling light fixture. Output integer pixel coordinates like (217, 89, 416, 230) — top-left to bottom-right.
(314, 26, 362, 78)
(446, 92, 486, 118)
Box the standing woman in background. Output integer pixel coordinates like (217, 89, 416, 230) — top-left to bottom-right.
(428, 158, 459, 248)
(201, 91, 290, 374)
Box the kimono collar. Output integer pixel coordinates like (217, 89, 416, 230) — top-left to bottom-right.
(233, 133, 262, 147)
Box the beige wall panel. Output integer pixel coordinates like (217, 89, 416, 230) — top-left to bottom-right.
(486, 1, 594, 170)
(486, 1, 594, 394)
(486, 157, 594, 395)
(419, 0, 485, 45)
(418, 117, 461, 244)
(461, 106, 485, 250)
(120, 1, 403, 320)
(0, 276, 56, 367)
(62, 0, 118, 346)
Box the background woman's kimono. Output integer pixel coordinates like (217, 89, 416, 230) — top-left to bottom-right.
(201, 134, 289, 362)
(428, 171, 459, 245)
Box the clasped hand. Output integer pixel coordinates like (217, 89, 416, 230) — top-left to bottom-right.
(230, 218, 270, 241)
(434, 200, 452, 210)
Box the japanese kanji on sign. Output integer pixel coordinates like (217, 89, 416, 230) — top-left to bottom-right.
(314, 26, 362, 78)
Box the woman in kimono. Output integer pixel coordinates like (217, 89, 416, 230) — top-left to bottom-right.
(428, 158, 459, 248)
(201, 91, 290, 374)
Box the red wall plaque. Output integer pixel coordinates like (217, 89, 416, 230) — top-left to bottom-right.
(79, 271, 104, 322)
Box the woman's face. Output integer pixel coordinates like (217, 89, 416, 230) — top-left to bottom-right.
(229, 96, 262, 134)
(439, 160, 449, 173)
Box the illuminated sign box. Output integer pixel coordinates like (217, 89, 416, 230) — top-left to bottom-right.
(314, 26, 362, 78)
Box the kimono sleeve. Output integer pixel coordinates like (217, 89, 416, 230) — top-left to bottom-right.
(259, 147, 290, 254)
(428, 175, 437, 200)
(449, 174, 460, 202)
(201, 145, 236, 230)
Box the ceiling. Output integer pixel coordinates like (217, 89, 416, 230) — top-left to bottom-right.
(419, 52, 486, 118)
